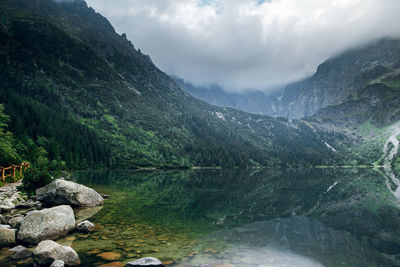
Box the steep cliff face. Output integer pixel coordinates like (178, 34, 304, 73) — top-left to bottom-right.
(279, 39, 400, 119)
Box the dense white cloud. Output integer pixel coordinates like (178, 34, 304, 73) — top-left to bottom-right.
(85, 0, 400, 92)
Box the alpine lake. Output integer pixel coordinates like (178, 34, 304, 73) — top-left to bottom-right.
(11, 168, 400, 266)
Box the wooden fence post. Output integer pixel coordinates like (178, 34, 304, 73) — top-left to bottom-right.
(0, 163, 30, 185)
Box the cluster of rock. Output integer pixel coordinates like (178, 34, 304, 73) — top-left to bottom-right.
(0, 179, 166, 266)
(0, 182, 42, 212)
(0, 179, 103, 266)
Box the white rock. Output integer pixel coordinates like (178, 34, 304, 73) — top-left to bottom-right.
(33, 240, 80, 266)
(17, 205, 75, 244)
(51, 259, 65, 267)
(76, 220, 95, 232)
(2, 199, 16, 209)
(125, 257, 164, 266)
(36, 179, 103, 207)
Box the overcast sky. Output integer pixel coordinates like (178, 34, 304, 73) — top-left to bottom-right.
(85, 0, 400, 93)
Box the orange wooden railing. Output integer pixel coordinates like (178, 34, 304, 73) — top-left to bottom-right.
(0, 162, 30, 182)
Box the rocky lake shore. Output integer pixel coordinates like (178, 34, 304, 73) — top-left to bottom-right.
(0, 179, 166, 267)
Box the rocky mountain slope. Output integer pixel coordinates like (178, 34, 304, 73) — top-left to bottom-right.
(291, 39, 400, 166)
(175, 38, 400, 131)
(0, 0, 347, 169)
(279, 38, 400, 120)
(176, 38, 400, 166)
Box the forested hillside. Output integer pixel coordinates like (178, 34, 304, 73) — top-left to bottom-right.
(0, 0, 348, 169)
(0, 104, 18, 166)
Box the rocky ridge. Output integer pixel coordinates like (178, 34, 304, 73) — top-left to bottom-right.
(278, 38, 400, 120)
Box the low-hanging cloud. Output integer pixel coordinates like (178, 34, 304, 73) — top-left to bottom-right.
(85, 0, 400, 93)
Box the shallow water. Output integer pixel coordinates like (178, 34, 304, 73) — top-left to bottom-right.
(3, 168, 399, 266)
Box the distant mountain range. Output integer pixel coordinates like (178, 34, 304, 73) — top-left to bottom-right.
(173, 77, 281, 117)
(177, 38, 400, 125)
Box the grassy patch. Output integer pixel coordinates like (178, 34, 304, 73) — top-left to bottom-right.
(358, 118, 380, 137)
(364, 195, 379, 215)
(383, 75, 400, 89)
(353, 119, 397, 166)
(103, 114, 115, 123)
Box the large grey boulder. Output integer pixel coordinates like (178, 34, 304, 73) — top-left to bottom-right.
(33, 240, 80, 266)
(125, 257, 164, 266)
(0, 227, 16, 247)
(36, 179, 104, 207)
(17, 205, 75, 244)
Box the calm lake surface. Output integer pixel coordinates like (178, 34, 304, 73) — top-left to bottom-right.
(66, 168, 398, 266)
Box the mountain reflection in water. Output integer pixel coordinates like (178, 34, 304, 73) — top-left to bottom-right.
(186, 216, 381, 266)
(69, 169, 399, 266)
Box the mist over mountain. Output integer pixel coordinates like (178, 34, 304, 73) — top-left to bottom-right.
(178, 38, 400, 126)
(279, 38, 400, 120)
(173, 77, 281, 116)
(85, 0, 400, 92)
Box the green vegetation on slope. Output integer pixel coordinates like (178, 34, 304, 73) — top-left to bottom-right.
(383, 75, 400, 89)
(0, 104, 18, 166)
(0, 103, 55, 191)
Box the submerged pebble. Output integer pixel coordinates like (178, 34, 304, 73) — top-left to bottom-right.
(97, 252, 122, 261)
(97, 262, 124, 267)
